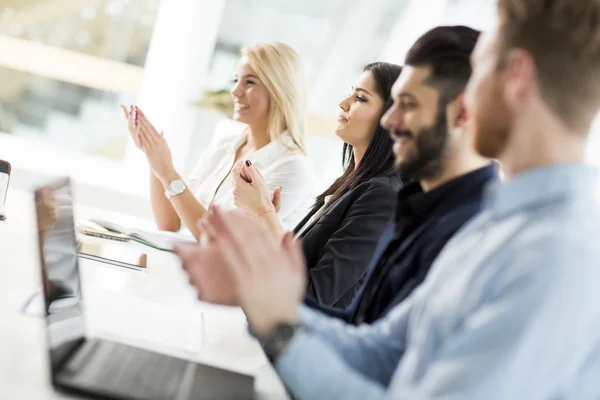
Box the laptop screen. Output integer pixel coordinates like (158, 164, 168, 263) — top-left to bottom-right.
(34, 178, 86, 371)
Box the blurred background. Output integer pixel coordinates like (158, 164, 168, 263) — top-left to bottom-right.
(0, 0, 599, 215)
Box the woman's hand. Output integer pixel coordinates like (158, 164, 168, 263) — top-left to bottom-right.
(234, 161, 282, 215)
(121, 104, 142, 150)
(233, 161, 277, 215)
(121, 105, 177, 184)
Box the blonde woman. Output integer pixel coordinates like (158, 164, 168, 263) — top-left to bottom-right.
(122, 42, 314, 240)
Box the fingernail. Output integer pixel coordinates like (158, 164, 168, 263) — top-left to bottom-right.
(245, 160, 252, 167)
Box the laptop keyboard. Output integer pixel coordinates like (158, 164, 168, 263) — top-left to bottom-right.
(78, 340, 189, 400)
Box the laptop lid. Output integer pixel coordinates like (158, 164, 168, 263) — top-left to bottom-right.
(34, 177, 86, 374)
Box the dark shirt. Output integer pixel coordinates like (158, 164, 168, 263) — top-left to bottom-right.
(305, 164, 498, 324)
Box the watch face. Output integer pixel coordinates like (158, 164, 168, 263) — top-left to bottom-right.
(169, 180, 186, 193)
(273, 322, 298, 342)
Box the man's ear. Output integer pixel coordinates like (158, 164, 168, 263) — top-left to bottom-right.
(449, 93, 468, 129)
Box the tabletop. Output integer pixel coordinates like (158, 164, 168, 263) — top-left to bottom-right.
(0, 187, 288, 399)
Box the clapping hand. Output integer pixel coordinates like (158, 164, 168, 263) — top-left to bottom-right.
(121, 105, 177, 184)
(234, 161, 282, 214)
(175, 206, 305, 337)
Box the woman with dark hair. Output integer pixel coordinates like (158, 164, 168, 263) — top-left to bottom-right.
(230, 62, 402, 308)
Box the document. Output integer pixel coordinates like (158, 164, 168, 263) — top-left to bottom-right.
(83, 218, 196, 251)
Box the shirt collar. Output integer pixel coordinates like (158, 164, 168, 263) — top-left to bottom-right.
(395, 164, 498, 221)
(486, 163, 600, 219)
(230, 131, 298, 167)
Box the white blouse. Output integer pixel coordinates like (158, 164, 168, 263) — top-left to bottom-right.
(187, 128, 315, 231)
(295, 195, 333, 237)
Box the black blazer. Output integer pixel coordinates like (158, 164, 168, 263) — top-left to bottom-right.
(294, 172, 402, 308)
(306, 165, 498, 324)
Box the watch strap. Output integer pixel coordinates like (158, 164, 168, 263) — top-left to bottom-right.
(262, 322, 302, 362)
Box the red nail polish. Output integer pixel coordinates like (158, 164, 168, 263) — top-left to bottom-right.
(245, 160, 252, 167)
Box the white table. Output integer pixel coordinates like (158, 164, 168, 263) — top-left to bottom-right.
(0, 188, 288, 399)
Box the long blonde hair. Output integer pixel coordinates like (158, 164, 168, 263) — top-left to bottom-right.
(242, 42, 308, 154)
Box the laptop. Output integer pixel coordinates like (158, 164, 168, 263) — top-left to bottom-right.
(34, 177, 254, 400)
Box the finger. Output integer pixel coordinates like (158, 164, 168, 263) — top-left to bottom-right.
(245, 162, 262, 185)
(137, 117, 160, 146)
(240, 166, 251, 183)
(282, 232, 305, 273)
(133, 131, 142, 149)
(138, 125, 158, 151)
(205, 207, 231, 240)
(134, 108, 160, 141)
(137, 126, 149, 152)
(211, 207, 275, 273)
(173, 244, 200, 270)
(209, 212, 252, 284)
(233, 168, 246, 185)
(172, 243, 187, 259)
(233, 160, 244, 174)
(197, 221, 210, 246)
(131, 123, 142, 148)
(184, 257, 211, 297)
(174, 244, 211, 291)
(121, 104, 130, 119)
(132, 107, 139, 127)
(272, 187, 282, 212)
(197, 217, 217, 243)
(130, 105, 136, 126)
(135, 107, 158, 134)
(127, 109, 136, 133)
(209, 208, 266, 266)
(135, 106, 146, 119)
(247, 161, 264, 179)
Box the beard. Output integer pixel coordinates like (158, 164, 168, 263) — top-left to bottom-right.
(394, 111, 449, 182)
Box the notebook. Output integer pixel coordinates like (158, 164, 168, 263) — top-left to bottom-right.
(85, 218, 196, 252)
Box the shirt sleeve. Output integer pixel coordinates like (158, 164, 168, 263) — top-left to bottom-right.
(306, 181, 397, 307)
(387, 236, 576, 399)
(274, 234, 575, 400)
(273, 299, 412, 400)
(262, 155, 314, 231)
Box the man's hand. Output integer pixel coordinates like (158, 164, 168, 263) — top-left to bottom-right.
(174, 242, 241, 306)
(205, 207, 306, 337)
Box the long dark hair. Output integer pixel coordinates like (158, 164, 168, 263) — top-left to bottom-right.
(312, 62, 402, 212)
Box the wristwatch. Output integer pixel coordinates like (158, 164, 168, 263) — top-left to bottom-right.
(262, 322, 302, 362)
(165, 179, 187, 199)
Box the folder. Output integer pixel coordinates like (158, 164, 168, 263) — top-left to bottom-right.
(85, 218, 196, 252)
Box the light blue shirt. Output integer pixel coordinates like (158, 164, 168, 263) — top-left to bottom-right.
(275, 164, 600, 399)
